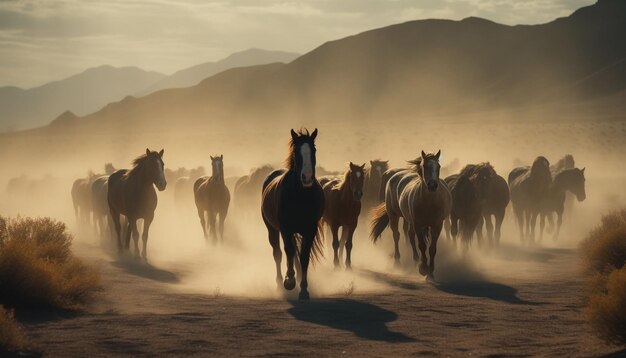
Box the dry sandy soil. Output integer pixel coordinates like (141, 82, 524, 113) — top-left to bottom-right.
(15, 229, 625, 357)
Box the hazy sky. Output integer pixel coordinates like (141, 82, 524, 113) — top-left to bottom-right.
(0, 0, 593, 88)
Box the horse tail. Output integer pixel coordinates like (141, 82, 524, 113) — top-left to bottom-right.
(290, 221, 325, 265)
(370, 203, 389, 242)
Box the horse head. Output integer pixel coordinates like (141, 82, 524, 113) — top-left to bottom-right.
(144, 148, 166, 191)
(420, 150, 441, 192)
(210, 155, 225, 182)
(290, 128, 318, 188)
(349, 162, 366, 201)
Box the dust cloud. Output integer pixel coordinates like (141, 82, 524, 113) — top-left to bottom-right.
(0, 115, 625, 299)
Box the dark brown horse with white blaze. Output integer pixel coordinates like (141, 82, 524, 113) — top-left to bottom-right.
(108, 149, 166, 260)
(322, 162, 365, 269)
(371, 151, 451, 281)
(194, 155, 230, 243)
(261, 128, 324, 300)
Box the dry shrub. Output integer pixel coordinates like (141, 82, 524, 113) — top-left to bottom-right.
(580, 209, 626, 346)
(0, 216, 100, 310)
(0, 305, 28, 352)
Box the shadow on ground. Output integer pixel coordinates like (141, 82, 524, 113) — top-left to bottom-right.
(287, 298, 416, 343)
(433, 280, 544, 305)
(357, 269, 422, 290)
(112, 259, 180, 283)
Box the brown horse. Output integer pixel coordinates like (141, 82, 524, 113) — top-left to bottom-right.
(108, 149, 166, 259)
(539, 167, 586, 241)
(72, 172, 96, 225)
(444, 163, 495, 249)
(194, 155, 230, 243)
(475, 170, 510, 246)
(362, 160, 389, 210)
(509, 156, 552, 243)
(261, 128, 324, 300)
(322, 162, 365, 269)
(371, 151, 451, 280)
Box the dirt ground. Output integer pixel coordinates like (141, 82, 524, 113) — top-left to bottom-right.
(16, 233, 624, 357)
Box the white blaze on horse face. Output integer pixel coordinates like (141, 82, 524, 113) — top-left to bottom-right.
(156, 159, 167, 191)
(300, 143, 313, 187)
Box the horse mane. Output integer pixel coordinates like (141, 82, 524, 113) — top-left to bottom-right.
(333, 168, 352, 191)
(124, 153, 150, 178)
(284, 128, 315, 170)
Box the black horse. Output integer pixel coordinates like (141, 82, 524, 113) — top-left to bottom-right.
(261, 129, 325, 300)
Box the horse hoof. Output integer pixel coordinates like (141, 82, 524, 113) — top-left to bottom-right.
(299, 290, 310, 300)
(345, 265, 352, 272)
(418, 264, 429, 276)
(284, 277, 296, 290)
(426, 274, 436, 284)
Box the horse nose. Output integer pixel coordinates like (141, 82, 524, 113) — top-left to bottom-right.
(578, 193, 586, 201)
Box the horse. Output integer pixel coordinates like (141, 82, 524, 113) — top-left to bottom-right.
(261, 128, 324, 300)
(550, 154, 575, 173)
(539, 168, 586, 241)
(444, 163, 495, 249)
(108, 149, 166, 260)
(508, 156, 552, 243)
(71, 171, 97, 225)
(322, 162, 365, 269)
(90, 163, 117, 239)
(475, 170, 510, 246)
(371, 151, 451, 280)
(362, 160, 389, 210)
(233, 165, 274, 215)
(194, 155, 231, 243)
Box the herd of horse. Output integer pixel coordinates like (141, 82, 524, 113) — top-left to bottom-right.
(68, 128, 586, 299)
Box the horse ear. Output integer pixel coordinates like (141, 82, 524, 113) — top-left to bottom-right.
(290, 129, 298, 140)
(220, 154, 223, 160)
(159, 149, 164, 157)
(361, 163, 366, 169)
(349, 161, 354, 167)
(210, 155, 214, 160)
(421, 150, 426, 158)
(146, 148, 150, 156)
(581, 167, 585, 174)
(435, 150, 441, 160)
(311, 128, 318, 140)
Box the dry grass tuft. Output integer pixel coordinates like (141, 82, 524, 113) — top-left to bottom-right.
(580, 209, 626, 346)
(0, 216, 100, 310)
(0, 306, 28, 352)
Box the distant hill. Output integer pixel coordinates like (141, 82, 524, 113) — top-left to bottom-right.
(16, 0, 626, 135)
(0, 66, 165, 131)
(137, 49, 300, 95)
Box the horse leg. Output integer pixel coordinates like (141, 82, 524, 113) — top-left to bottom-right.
(450, 214, 459, 241)
(408, 225, 419, 264)
(141, 215, 153, 261)
(416, 227, 429, 276)
(330, 224, 340, 268)
(389, 214, 401, 267)
(298, 227, 317, 300)
(428, 223, 443, 281)
(485, 214, 495, 245)
(402, 219, 410, 245)
(218, 211, 226, 243)
(539, 213, 546, 242)
(524, 210, 532, 243)
(281, 231, 296, 291)
(476, 215, 484, 245)
(554, 210, 563, 241)
(494, 211, 504, 246)
(129, 219, 140, 259)
(268, 228, 282, 288)
(110, 210, 123, 252)
(196, 208, 207, 239)
(443, 217, 451, 241)
(208, 212, 217, 245)
(529, 211, 538, 244)
(344, 227, 355, 271)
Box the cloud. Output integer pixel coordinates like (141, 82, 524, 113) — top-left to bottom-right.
(0, 0, 594, 88)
